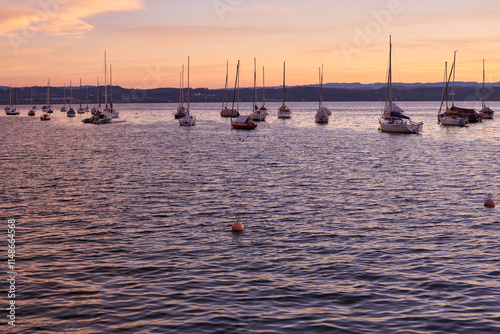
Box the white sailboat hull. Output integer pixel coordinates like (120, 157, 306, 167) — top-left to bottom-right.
(379, 119, 423, 133)
(438, 114, 468, 126)
(278, 111, 292, 118)
(179, 114, 196, 126)
(251, 111, 267, 121)
(277, 106, 292, 118)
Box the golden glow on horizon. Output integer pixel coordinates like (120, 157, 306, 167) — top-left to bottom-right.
(1, 1, 500, 89)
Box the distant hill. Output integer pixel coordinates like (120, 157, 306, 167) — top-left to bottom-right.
(1, 82, 500, 104)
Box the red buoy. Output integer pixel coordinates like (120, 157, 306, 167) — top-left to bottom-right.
(484, 194, 495, 208)
(231, 217, 244, 232)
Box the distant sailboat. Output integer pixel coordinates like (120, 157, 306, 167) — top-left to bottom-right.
(179, 56, 196, 126)
(174, 65, 187, 119)
(67, 81, 76, 117)
(78, 78, 86, 113)
(315, 65, 330, 123)
(231, 60, 257, 130)
(85, 86, 89, 112)
(41, 80, 52, 120)
(42, 79, 53, 113)
(479, 59, 494, 119)
(61, 85, 67, 112)
(378, 36, 423, 133)
(438, 52, 471, 126)
(5, 86, 19, 115)
(220, 60, 238, 117)
(251, 63, 267, 121)
(28, 87, 36, 116)
(277, 61, 292, 118)
(90, 54, 125, 124)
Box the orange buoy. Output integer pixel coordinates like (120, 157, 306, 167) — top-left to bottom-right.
(484, 194, 495, 208)
(231, 217, 244, 232)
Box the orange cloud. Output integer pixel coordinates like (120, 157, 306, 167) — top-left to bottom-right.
(0, 0, 143, 37)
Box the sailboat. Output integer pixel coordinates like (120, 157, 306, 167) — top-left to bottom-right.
(438, 52, 471, 126)
(67, 81, 76, 117)
(61, 85, 67, 112)
(251, 63, 267, 121)
(5, 86, 19, 115)
(379, 36, 423, 133)
(42, 79, 53, 113)
(220, 60, 238, 117)
(231, 60, 257, 130)
(174, 65, 187, 119)
(179, 56, 196, 126)
(277, 61, 292, 118)
(78, 79, 86, 113)
(28, 87, 36, 116)
(40, 80, 52, 120)
(92, 53, 123, 123)
(84, 77, 101, 123)
(315, 65, 330, 123)
(479, 59, 494, 119)
(85, 86, 89, 112)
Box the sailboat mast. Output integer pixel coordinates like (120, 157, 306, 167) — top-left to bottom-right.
(231, 60, 240, 120)
(388, 35, 392, 107)
(48, 79, 51, 107)
(179, 70, 182, 108)
(97, 77, 101, 108)
(79, 78, 82, 108)
(262, 66, 266, 105)
(181, 65, 184, 107)
(282, 62, 286, 105)
(452, 51, 456, 107)
(222, 60, 228, 109)
(110, 64, 113, 108)
(187, 56, 190, 114)
(9, 85, 12, 107)
(482, 59, 486, 109)
(69, 81, 72, 108)
(253, 58, 256, 112)
(445, 62, 448, 108)
(104, 51, 108, 107)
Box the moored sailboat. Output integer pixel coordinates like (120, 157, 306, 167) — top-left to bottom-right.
(42, 79, 53, 113)
(231, 60, 257, 130)
(67, 81, 76, 117)
(479, 59, 494, 119)
(379, 36, 423, 133)
(78, 78, 86, 113)
(277, 61, 292, 119)
(174, 65, 187, 119)
(28, 87, 36, 116)
(438, 52, 471, 126)
(179, 56, 196, 126)
(315, 65, 330, 124)
(61, 85, 68, 112)
(5, 86, 19, 115)
(251, 62, 267, 121)
(220, 60, 238, 117)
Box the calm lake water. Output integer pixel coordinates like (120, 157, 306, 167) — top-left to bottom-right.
(1, 101, 500, 333)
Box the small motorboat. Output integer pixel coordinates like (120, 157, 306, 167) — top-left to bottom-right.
(40, 113, 51, 121)
(231, 115, 257, 130)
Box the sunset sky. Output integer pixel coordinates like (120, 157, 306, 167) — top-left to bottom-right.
(1, 0, 500, 89)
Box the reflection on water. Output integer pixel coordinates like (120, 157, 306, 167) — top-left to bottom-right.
(1, 101, 500, 333)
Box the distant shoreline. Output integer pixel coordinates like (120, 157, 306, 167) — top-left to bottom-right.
(1, 82, 499, 104)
